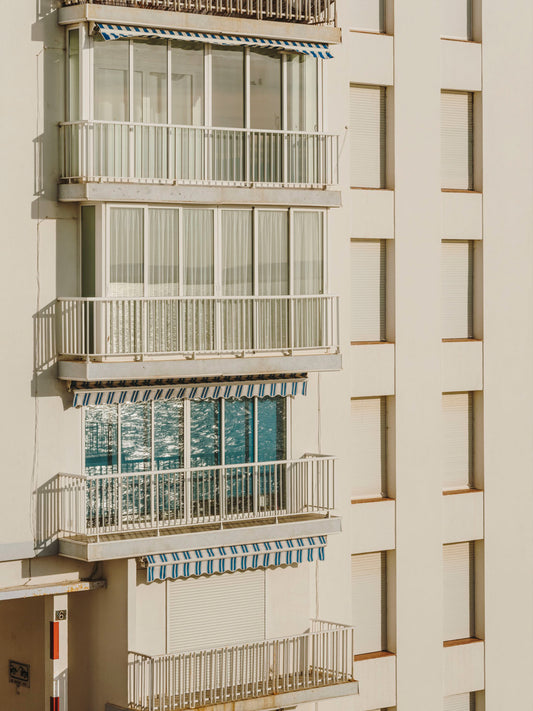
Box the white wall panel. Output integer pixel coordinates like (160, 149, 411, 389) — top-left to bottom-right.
(350, 0, 385, 32)
(441, 0, 472, 40)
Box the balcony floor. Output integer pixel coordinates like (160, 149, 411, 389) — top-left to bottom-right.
(107, 679, 358, 711)
(59, 513, 342, 561)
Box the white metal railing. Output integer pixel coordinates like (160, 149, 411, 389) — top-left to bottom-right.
(59, 121, 339, 188)
(52, 455, 334, 539)
(60, 0, 336, 25)
(128, 620, 354, 711)
(55, 295, 339, 360)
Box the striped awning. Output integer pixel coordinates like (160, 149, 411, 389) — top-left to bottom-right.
(95, 23, 333, 59)
(142, 536, 327, 581)
(72, 377, 307, 407)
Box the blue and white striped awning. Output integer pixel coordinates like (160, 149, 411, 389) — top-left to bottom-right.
(72, 377, 307, 407)
(143, 536, 327, 581)
(95, 23, 333, 59)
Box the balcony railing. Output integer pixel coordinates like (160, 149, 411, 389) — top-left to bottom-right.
(55, 295, 339, 361)
(128, 620, 354, 711)
(61, 0, 336, 26)
(51, 455, 335, 540)
(59, 121, 339, 188)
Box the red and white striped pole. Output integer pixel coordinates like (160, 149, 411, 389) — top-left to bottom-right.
(45, 594, 68, 711)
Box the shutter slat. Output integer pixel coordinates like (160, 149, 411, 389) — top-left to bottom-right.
(444, 692, 475, 711)
(442, 241, 473, 339)
(168, 570, 265, 652)
(351, 241, 386, 342)
(350, 85, 386, 188)
(442, 393, 472, 490)
(351, 552, 387, 654)
(350, 0, 385, 32)
(441, 91, 473, 190)
(351, 398, 387, 498)
(443, 542, 474, 641)
(441, 0, 472, 40)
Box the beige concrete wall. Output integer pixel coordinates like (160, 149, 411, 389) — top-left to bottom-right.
(0, 597, 45, 710)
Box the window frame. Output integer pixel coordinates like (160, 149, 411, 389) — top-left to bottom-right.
(81, 395, 291, 476)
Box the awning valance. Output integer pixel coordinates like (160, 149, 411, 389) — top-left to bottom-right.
(72, 377, 307, 407)
(142, 536, 327, 581)
(95, 23, 333, 59)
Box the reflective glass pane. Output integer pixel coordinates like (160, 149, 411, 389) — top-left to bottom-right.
(94, 36, 129, 121)
(121, 403, 152, 472)
(190, 400, 221, 468)
(287, 55, 318, 132)
(250, 50, 282, 130)
(133, 39, 168, 124)
(154, 401, 183, 470)
(84, 405, 118, 476)
(257, 397, 286, 462)
(171, 42, 204, 125)
(212, 48, 244, 128)
(225, 399, 255, 465)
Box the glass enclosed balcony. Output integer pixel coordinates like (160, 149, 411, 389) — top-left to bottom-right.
(60, 32, 338, 192)
(125, 621, 357, 711)
(60, 0, 337, 26)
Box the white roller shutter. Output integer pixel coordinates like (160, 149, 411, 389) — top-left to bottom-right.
(441, 0, 472, 40)
(351, 398, 387, 498)
(350, 0, 385, 32)
(442, 393, 472, 490)
(350, 85, 386, 188)
(167, 569, 265, 652)
(350, 240, 386, 342)
(351, 552, 387, 654)
(444, 692, 474, 711)
(441, 91, 474, 190)
(443, 542, 475, 641)
(442, 241, 473, 339)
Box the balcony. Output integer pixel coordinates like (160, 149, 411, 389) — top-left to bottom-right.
(58, 121, 339, 204)
(60, 0, 337, 26)
(42, 455, 340, 560)
(118, 621, 357, 711)
(51, 295, 340, 381)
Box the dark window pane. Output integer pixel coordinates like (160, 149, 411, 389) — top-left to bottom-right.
(224, 399, 255, 465)
(257, 397, 286, 462)
(84, 405, 118, 476)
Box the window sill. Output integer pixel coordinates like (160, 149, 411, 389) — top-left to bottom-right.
(442, 338, 482, 343)
(443, 488, 482, 496)
(443, 637, 482, 648)
(350, 186, 393, 191)
(351, 340, 392, 346)
(354, 650, 395, 662)
(351, 496, 393, 505)
(441, 189, 481, 194)
(441, 37, 481, 44)
(349, 29, 391, 37)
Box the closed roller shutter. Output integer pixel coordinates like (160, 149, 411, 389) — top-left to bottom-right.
(167, 569, 265, 652)
(351, 398, 387, 498)
(351, 552, 387, 654)
(441, 91, 473, 190)
(350, 240, 386, 342)
(442, 241, 473, 339)
(441, 0, 472, 40)
(350, 85, 386, 188)
(350, 0, 385, 32)
(443, 542, 475, 641)
(444, 692, 475, 711)
(442, 393, 472, 490)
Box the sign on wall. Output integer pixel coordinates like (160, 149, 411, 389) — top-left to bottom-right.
(9, 660, 30, 689)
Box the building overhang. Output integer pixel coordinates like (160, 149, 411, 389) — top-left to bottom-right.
(58, 515, 342, 562)
(58, 182, 342, 208)
(0, 579, 106, 601)
(58, 353, 342, 383)
(106, 681, 359, 711)
(57, 3, 342, 45)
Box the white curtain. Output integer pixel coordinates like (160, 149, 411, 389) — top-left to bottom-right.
(293, 211, 323, 295)
(257, 211, 288, 296)
(183, 209, 215, 351)
(148, 209, 179, 297)
(109, 208, 144, 297)
(94, 37, 129, 122)
(221, 210, 253, 351)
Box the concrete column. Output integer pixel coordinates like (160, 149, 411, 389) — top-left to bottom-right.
(44, 594, 68, 711)
(393, 1, 443, 710)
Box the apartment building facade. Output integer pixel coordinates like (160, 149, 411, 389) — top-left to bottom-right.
(1, 0, 533, 710)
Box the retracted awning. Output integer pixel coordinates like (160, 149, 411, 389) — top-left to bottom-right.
(95, 23, 333, 59)
(72, 377, 307, 407)
(142, 536, 327, 581)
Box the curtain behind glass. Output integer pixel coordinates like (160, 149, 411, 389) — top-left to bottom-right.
(133, 39, 168, 124)
(183, 209, 214, 296)
(84, 405, 118, 476)
(221, 211, 253, 296)
(287, 55, 318, 132)
(148, 209, 179, 296)
(109, 208, 144, 297)
(212, 48, 244, 128)
(293, 211, 323, 294)
(94, 37, 129, 121)
(257, 211, 288, 295)
(171, 42, 204, 125)
(250, 50, 282, 130)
